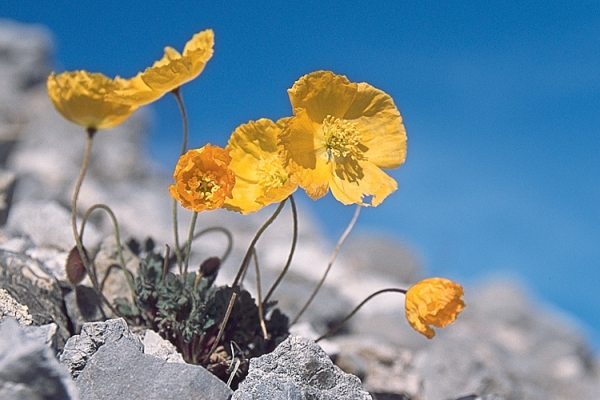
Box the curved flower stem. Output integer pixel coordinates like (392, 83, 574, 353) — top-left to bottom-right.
(71, 129, 95, 279)
(252, 249, 268, 339)
(80, 203, 137, 309)
(161, 245, 170, 283)
(232, 200, 287, 287)
(172, 200, 183, 275)
(69, 128, 122, 318)
(172, 87, 189, 156)
(263, 195, 297, 305)
(290, 204, 361, 326)
(183, 211, 199, 283)
(202, 291, 237, 364)
(315, 288, 407, 342)
(171, 87, 189, 274)
(181, 226, 234, 263)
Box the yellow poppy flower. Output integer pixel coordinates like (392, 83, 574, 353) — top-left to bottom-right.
(111, 29, 214, 105)
(169, 144, 236, 212)
(46, 71, 138, 130)
(405, 277, 465, 339)
(279, 70, 407, 206)
(224, 118, 297, 214)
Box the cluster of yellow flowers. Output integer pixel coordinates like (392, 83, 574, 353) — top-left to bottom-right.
(46, 28, 407, 211)
(170, 66, 409, 213)
(46, 29, 464, 339)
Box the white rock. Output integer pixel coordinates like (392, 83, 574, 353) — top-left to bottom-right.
(142, 329, 185, 364)
(0, 288, 33, 325)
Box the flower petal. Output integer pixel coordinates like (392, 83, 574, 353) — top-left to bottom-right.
(344, 82, 407, 169)
(107, 74, 161, 106)
(279, 110, 330, 200)
(169, 144, 235, 212)
(224, 119, 297, 214)
(329, 160, 398, 206)
(47, 71, 138, 130)
(141, 56, 195, 91)
(288, 70, 358, 123)
(109, 29, 214, 106)
(183, 29, 215, 67)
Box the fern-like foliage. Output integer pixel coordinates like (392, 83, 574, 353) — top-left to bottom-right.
(115, 238, 289, 387)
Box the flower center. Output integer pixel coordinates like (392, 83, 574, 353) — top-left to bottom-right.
(322, 115, 367, 162)
(188, 171, 219, 202)
(257, 155, 288, 190)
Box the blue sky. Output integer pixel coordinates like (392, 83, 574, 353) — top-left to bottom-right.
(3, 1, 599, 349)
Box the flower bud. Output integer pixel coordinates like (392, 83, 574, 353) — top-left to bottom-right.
(200, 257, 221, 277)
(66, 246, 89, 285)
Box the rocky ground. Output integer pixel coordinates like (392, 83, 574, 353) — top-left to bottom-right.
(0, 19, 599, 400)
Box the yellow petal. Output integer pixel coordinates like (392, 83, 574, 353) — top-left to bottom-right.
(183, 29, 215, 62)
(345, 82, 407, 169)
(108, 74, 161, 106)
(47, 71, 138, 130)
(110, 29, 214, 106)
(329, 160, 398, 206)
(158, 46, 182, 64)
(279, 111, 330, 200)
(224, 119, 297, 214)
(142, 29, 213, 92)
(288, 70, 358, 123)
(140, 56, 195, 91)
(170, 144, 235, 212)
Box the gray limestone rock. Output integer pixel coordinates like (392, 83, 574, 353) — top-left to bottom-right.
(334, 337, 422, 399)
(342, 234, 422, 285)
(25, 246, 69, 282)
(0, 19, 52, 98)
(75, 333, 232, 400)
(0, 169, 16, 225)
(62, 285, 105, 335)
(0, 318, 78, 400)
(454, 279, 600, 400)
(5, 200, 101, 252)
(91, 236, 138, 307)
(23, 322, 60, 354)
(0, 250, 70, 348)
(232, 335, 372, 400)
(412, 334, 519, 400)
(0, 234, 34, 253)
(59, 318, 142, 378)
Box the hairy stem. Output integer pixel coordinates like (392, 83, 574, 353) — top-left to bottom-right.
(202, 292, 237, 363)
(172, 87, 189, 156)
(232, 200, 287, 287)
(181, 226, 234, 262)
(171, 87, 189, 273)
(252, 249, 268, 339)
(183, 211, 199, 283)
(70, 128, 122, 318)
(315, 288, 407, 342)
(80, 203, 138, 311)
(263, 195, 297, 304)
(172, 199, 183, 274)
(71, 128, 95, 283)
(290, 204, 361, 326)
